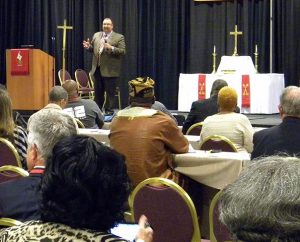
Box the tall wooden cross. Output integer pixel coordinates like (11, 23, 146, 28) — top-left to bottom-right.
(57, 19, 73, 83)
(230, 25, 243, 56)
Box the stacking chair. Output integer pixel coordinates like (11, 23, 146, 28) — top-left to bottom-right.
(0, 138, 22, 168)
(0, 165, 29, 184)
(199, 135, 238, 152)
(209, 190, 232, 242)
(186, 122, 203, 136)
(0, 217, 23, 227)
(75, 69, 94, 99)
(58, 69, 72, 85)
(129, 177, 209, 242)
(74, 118, 85, 128)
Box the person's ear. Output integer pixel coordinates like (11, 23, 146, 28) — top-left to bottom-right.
(278, 104, 284, 117)
(26, 144, 38, 171)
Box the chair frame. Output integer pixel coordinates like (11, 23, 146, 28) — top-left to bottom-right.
(0, 165, 29, 177)
(199, 135, 238, 152)
(186, 122, 203, 135)
(58, 69, 71, 85)
(74, 118, 85, 128)
(75, 69, 94, 99)
(209, 190, 232, 242)
(209, 190, 222, 242)
(128, 177, 201, 242)
(0, 217, 23, 227)
(0, 137, 22, 167)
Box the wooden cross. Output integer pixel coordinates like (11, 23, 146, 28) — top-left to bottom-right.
(230, 25, 243, 56)
(57, 19, 73, 83)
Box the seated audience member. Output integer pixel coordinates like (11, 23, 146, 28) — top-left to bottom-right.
(0, 89, 28, 168)
(151, 100, 178, 124)
(62, 79, 104, 128)
(109, 77, 189, 186)
(0, 84, 27, 129)
(0, 109, 77, 221)
(200, 86, 254, 153)
(0, 135, 153, 242)
(251, 86, 300, 159)
(219, 156, 300, 241)
(43, 85, 68, 110)
(182, 79, 240, 134)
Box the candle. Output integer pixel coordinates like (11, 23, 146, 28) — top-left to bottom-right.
(255, 44, 258, 53)
(213, 45, 216, 53)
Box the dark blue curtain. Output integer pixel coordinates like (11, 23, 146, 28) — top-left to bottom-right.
(0, 0, 299, 110)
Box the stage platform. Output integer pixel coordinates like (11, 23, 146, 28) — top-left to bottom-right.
(17, 110, 281, 128)
(171, 111, 281, 128)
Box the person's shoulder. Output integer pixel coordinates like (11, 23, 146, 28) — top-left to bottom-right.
(112, 31, 124, 38)
(0, 176, 30, 191)
(14, 125, 27, 135)
(154, 111, 178, 125)
(255, 126, 277, 137)
(93, 31, 101, 37)
(82, 99, 101, 107)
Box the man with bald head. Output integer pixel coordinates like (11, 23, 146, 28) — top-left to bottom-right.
(43, 86, 68, 110)
(62, 79, 104, 129)
(251, 86, 300, 159)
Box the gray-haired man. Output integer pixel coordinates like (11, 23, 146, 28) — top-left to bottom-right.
(251, 86, 300, 159)
(0, 109, 77, 221)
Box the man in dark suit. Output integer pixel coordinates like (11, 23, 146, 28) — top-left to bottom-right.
(182, 79, 228, 134)
(0, 109, 77, 221)
(251, 86, 300, 160)
(83, 18, 126, 113)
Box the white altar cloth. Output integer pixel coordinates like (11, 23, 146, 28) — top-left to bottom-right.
(178, 73, 285, 114)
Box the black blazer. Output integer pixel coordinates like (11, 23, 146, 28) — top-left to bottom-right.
(182, 96, 219, 134)
(251, 117, 300, 160)
(0, 172, 43, 221)
(182, 96, 240, 134)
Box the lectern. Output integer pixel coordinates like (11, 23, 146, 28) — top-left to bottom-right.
(6, 49, 54, 110)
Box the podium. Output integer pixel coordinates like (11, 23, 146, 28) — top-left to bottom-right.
(6, 49, 54, 110)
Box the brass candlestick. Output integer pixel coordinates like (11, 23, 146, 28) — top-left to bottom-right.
(254, 44, 259, 73)
(212, 45, 217, 74)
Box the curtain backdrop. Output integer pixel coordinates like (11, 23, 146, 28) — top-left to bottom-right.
(1, 0, 299, 110)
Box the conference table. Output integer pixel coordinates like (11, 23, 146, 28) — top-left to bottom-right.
(173, 150, 250, 190)
(178, 73, 285, 113)
(78, 128, 251, 188)
(78, 128, 201, 149)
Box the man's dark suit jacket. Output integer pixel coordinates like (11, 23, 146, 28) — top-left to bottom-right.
(0, 168, 43, 221)
(251, 117, 300, 160)
(182, 96, 241, 134)
(182, 96, 219, 134)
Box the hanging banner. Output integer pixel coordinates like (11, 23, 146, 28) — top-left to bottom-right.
(11, 49, 30, 75)
(198, 74, 206, 100)
(242, 75, 250, 107)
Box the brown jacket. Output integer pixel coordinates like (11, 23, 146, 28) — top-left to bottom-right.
(109, 107, 189, 186)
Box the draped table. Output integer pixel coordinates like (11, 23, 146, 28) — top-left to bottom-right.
(178, 73, 285, 114)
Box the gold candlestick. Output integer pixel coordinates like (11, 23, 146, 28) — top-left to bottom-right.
(254, 44, 259, 73)
(212, 45, 217, 74)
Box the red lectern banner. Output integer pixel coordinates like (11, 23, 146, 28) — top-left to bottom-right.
(11, 49, 30, 75)
(198, 74, 206, 100)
